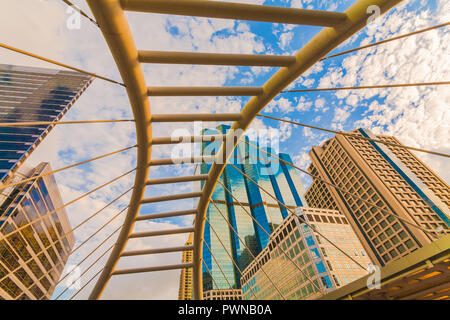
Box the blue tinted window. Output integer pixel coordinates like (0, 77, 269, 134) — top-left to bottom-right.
(316, 261, 326, 273)
(38, 179, 55, 212)
(306, 236, 315, 246)
(321, 275, 333, 288)
(30, 187, 47, 216)
(22, 197, 39, 221)
(311, 248, 320, 259)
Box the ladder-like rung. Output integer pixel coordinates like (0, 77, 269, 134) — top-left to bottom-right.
(138, 50, 296, 66)
(148, 86, 263, 96)
(121, 245, 194, 257)
(122, 0, 347, 27)
(141, 192, 202, 204)
(135, 209, 197, 221)
(149, 156, 215, 166)
(151, 113, 241, 122)
(129, 227, 195, 238)
(112, 263, 193, 275)
(151, 135, 225, 145)
(146, 175, 208, 185)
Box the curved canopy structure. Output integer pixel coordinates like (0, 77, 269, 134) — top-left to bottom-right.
(81, 0, 405, 300)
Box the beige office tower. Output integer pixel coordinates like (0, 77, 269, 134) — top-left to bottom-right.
(305, 128, 450, 267)
(178, 233, 193, 300)
(240, 208, 371, 300)
(0, 163, 75, 300)
(203, 289, 243, 300)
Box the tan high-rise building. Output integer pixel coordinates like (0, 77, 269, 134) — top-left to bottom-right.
(0, 163, 75, 300)
(305, 128, 449, 267)
(240, 208, 371, 300)
(178, 233, 193, 300)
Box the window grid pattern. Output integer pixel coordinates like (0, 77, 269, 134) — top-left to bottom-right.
(346, 134, 449, 238)
(318, 137, 420, 264)
(0, 163, 74, 300)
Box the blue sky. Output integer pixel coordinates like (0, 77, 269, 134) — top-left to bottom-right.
(0, 0, 448, 299)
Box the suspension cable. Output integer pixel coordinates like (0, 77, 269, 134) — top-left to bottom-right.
(55, 226, 122, 288)
(201, 259, 222, 296)
(244, 140, 437, 237)
(202, 238, 234, 291)
(0, 168, 136, 239)
(216, 180, 325, 294)
(33, 198, 129, 276)
(228, 162, 368, 272)
(257, 114, 450, 158)
(204, 215, 259, 300)
(0, 120, 135, 127)
(0, 146, 137, 191)
(210, 201, 292, 298)
(60, 0, 99, 27)
(69, 189, 132, 235)
(69, 206, 128, 257)
(55, 243, 115, 300)
(69, 267, 105, 300)
(281, 81, 450, 94)
(322, 21, 450, 61)
(0, 42, 125, 87)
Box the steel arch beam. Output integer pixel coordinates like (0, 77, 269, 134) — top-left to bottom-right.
(83, 0, 403, 301)
(86, 0, 152, 300)
(192, 0, 404, 300)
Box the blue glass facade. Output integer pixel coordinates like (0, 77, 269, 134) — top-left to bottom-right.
(0, 64, 93, 183)
(201, 125, 307, 291)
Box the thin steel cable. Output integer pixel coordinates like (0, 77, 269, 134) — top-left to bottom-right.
(68, 267, 104, 300)
(0, 168, 136, 239)
(69, 206, 128, 256)
(55, 226, 122, 287)
(55, 243, 115, 300)
(203, 215, 259, 300)
(0, 42, 125, 87)
(0, 120, 134, 127)
(32, 197, 129, 277)
(228, 162, 368, 272)
(216, 180, 325, 295)
(321, 21, 450, 61)
(202, 238, 234, 291)
(244, 140, 437, 237)
(201, 259, 222, 296)
(257, 114, 450, 158)
(69, 189, 132, 235)
(210, 201, 290, 299)
(60, 0, 99, 27)
(0, 146, 137, 191)
(281, 81, 450, 94)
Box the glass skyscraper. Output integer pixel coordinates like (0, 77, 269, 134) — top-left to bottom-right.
(0, 63, 93, 185)
(0, 64, 91, 299)
(0, 162, 75, 300)
(198, 125, 307, 293)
